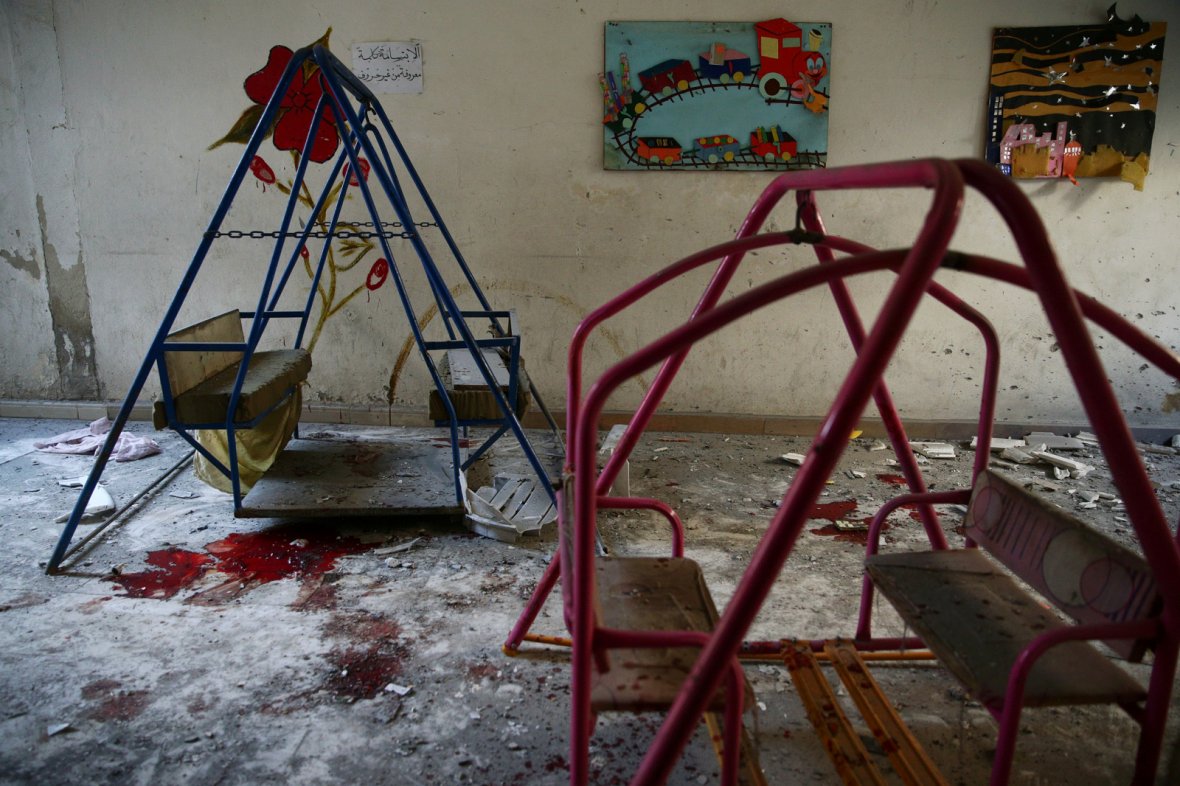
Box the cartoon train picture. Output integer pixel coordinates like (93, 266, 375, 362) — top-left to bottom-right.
(692, 134, 742, 163)
(754, 19, 828, 102)
(602, 18, 830, 172)
(635, 136, 683, 165)
(750, 126, 797, 161)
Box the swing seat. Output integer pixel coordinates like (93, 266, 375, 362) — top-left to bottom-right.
(867, 470, 1157, 710)
(590, 556, 751, 713)
(151, 310, 311, 429)
(428, 347, 530, 422)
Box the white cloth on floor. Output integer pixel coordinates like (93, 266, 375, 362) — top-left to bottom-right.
(34, 416, 161, 462)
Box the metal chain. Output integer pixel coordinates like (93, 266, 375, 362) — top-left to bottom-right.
(206, 226, 432, 240)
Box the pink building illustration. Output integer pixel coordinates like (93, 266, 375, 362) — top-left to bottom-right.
(999, 121, 1070, 178)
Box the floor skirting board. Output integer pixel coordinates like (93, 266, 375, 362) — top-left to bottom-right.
(3, 398, 1177, 444)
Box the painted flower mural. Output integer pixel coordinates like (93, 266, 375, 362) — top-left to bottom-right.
(242, 44, 339, 163)
(208, 28, 385, 354)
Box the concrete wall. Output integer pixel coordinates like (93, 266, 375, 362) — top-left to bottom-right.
(3, 0, 1179, 428)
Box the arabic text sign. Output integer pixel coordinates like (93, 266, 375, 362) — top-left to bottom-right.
(352, 42, 423, 94)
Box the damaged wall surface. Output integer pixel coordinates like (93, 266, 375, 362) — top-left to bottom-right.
(2, 0, 1179, 428)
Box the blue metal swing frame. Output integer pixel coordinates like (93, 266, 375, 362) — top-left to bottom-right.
(47, 44, 560, 572)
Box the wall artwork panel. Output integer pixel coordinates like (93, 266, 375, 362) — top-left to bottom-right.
(984, 6, 1165, 190)
(603, 20, 831, 171)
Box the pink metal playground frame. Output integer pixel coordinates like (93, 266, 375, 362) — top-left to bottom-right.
(506, 158, 1180, 785)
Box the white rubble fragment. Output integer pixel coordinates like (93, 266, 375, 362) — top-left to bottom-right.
(970, 437, 1026, 451)
(1000, 447, 1037, 465)
(47, 723, 73, 737)
(910, 442, 956, 459)
(845, 469, 867, 479)
(780, 453, 806, 466)
(1142, 443, 1177, 455)
(1170, 434, 1180, 449)
(385, 683, 413, 696)
(868, 441, 888, 452)
(1025, 432, 1084, 451)
(54, 485, 116, 523)
(1029, 449, 1095, 478)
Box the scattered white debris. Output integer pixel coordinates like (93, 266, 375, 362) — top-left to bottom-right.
(780, 453, 806, 466)
(385, 683, 413, 696)
(289, 538, 309, 548)
(911, 442, 957, 459)
(1029, 449, 1095, 478)
(168, 491, 198, 499)
(374, 537, 421, 556)
(1075, 431, 1101, 446)
(54, 485, 116, 523)
(970, 437, 1026, 451)
(834, 519, 868, 532)
(1000, 447, 1037, 465)
(868, 441, 888, 452)
(1142, 443, 1177, 455)
(1026, 432, 1084, 451)
(1170, 434, 1180, 450)
(844, 469, 867, 479)
(47, 723, 73, 737)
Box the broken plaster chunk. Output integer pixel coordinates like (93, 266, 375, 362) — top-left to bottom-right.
(970, 437, 1027, 451)
(385, 683, 413, 697)
(999, 446, 1037, 465)
(1029, 449, 1094, 478)
(1142, 443, 1177, 455)
(1025, 432, 1084, 451)
(910, 442, 957, 459)
(845, 469, 867, 479)
(780, 453, 806, 466)
(54, 485, 116, 523)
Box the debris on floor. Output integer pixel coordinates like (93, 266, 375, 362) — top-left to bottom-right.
(34, 416, 161, 462)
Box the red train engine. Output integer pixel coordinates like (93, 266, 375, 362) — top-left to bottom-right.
(755, 18, 828, 103)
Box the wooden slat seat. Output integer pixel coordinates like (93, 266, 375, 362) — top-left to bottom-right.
(428, 348, 530, 421)
(867, 548, 1147, 708)
(150, 311, 311, 428)
(164, 348, 310, 426)
(590, 556, 752, 713)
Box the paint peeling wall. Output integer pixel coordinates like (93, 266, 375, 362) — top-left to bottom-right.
(3, 0, 1180, 427)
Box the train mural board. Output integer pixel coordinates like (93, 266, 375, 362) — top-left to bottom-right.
(603, 19, 831, 171)
(984, 7, 1165, 190)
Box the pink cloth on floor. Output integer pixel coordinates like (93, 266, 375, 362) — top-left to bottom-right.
(34, 417, 161, 462)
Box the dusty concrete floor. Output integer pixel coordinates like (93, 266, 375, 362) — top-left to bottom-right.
(1, 417, 1179, 784)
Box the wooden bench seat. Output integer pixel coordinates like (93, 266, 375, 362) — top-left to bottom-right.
(867, 470, 1158, 711)
(154, 348, 310, 427)
(427, 348, 530, 422)
(151, 310, 311, 428)
(868, 549, 1146, 708)
(591, 556, 750, 713)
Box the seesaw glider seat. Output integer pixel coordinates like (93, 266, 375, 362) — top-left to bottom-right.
(868, 469, 1156, 710)
(150, 310, 311, 431)
(427, 347, 531, 423)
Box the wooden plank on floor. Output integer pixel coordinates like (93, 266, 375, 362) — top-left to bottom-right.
(824, 642, 948, 786)
(239, 435, 464, 518)
(783, 642, 888, 786)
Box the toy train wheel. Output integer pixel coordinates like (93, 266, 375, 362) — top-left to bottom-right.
(758, 73, 787, 99)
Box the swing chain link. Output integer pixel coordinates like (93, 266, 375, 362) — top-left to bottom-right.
(207, 221, 436, 241)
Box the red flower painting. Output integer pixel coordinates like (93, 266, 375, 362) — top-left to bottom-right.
(243, 45, 338, 163)
(208, 28, 339, 164)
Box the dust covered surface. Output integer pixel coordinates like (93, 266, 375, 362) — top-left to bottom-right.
(2, 419, 1179, 784)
